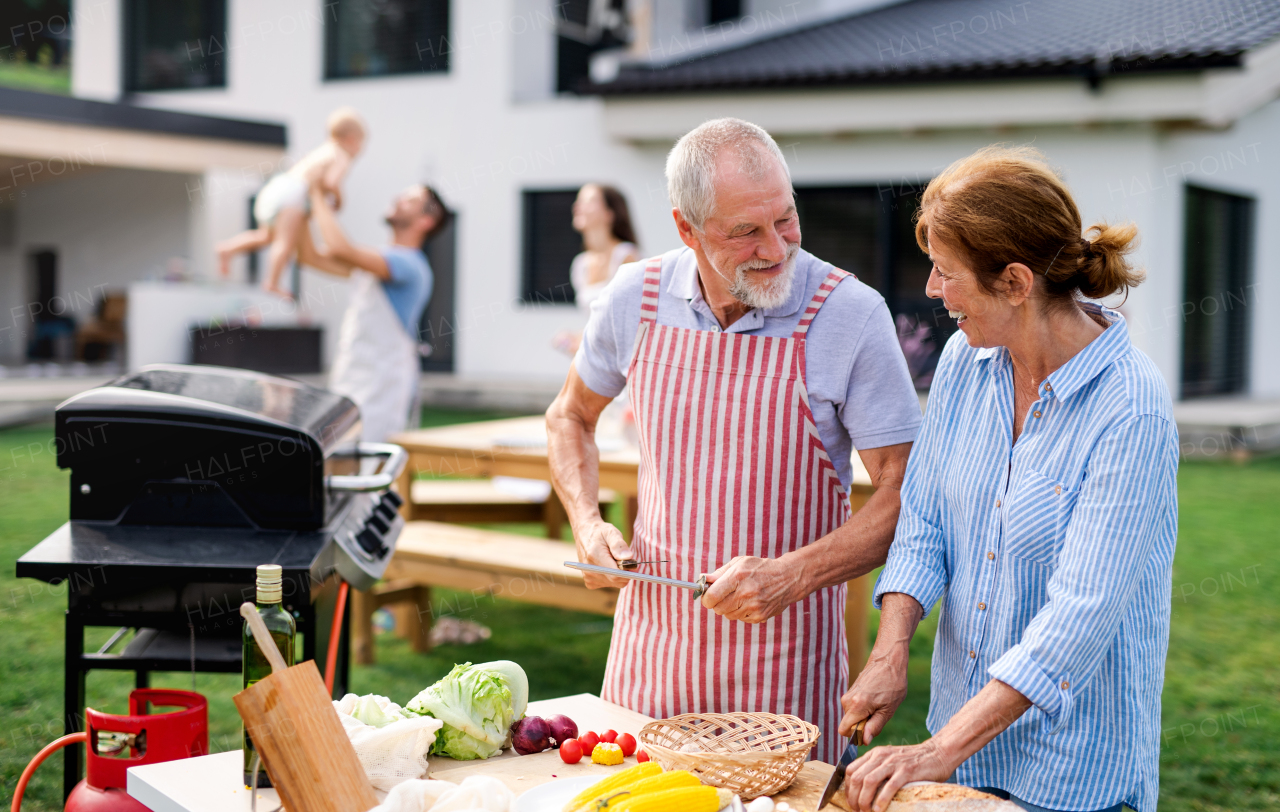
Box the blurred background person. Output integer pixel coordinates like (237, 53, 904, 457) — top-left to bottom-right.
(300, 183, 448, 441)
(552, 184, 639, 355)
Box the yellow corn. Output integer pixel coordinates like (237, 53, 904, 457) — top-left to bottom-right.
(591, 742, 625, 765)
(611, 786, 733, 812)
(563, 761, 663, 812)
(593, 770, 702, 809)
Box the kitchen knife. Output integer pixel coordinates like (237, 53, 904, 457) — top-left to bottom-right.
(564, 561, 709, 598)
(819, 719, 867, 809)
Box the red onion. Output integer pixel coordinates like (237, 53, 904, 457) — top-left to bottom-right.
(511, 715, 552, 755)
(545, 714, 578, 746)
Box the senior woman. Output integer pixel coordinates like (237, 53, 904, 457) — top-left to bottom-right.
(839, 145, 1177, 812)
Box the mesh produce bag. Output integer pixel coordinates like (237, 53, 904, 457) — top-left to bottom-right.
(334, 694, 444, 792)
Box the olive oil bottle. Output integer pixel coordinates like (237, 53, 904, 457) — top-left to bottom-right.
(243, 563, 296, 787)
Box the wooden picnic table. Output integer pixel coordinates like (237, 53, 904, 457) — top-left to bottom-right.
(389, 416, 876, 680)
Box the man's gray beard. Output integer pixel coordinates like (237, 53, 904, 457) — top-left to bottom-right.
(726, 243, 799, 310)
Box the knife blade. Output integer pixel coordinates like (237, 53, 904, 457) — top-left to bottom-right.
(819, 719, 867, 809)
(564, 561, 709, 598)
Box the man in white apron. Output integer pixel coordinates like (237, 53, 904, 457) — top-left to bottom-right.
(546, 119, 923, 764)
(305, 184, 447, 441)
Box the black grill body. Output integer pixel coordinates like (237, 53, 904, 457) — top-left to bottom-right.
(16, 365, 406, 800)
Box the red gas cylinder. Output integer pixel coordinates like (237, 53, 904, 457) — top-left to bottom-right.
(64, 689, 208, 812)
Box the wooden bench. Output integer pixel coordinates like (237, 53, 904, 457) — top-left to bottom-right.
(351, 521, 619, 664)
(408, 479, 616, 540)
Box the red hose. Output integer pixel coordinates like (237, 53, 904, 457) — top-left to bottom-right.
(11, 732, 87, 812)
(323, 580, 350, 696)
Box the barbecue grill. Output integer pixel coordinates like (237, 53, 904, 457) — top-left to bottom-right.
(16, 364, 408, 798)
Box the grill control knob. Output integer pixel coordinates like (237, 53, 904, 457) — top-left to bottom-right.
(367, 514, 390, 535)
(80, 483, 91, 495)
(355, 529, 383, 556)
(381, 490, 404, 509)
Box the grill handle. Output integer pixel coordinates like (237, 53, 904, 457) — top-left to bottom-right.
(326, 442, 409, 493)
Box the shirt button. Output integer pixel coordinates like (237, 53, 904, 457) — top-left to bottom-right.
(1034, 410, 1042, 419)
(1061, 681, 1070, 689)
(969, 650, 976, 658)
(978, 602, 986, 610)
(1054, 485, 1062, 495)
(1044, 383, 1053, 392)
(996, 500, 1001, 507)
(987, 551, 995, 560)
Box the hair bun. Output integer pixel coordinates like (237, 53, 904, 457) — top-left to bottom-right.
(1077, 223, 1143, 300)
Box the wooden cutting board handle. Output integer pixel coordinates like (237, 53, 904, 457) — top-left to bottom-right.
(234, 658, 377, 811)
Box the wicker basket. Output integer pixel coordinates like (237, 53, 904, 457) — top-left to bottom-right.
(637, 712, 820, 799)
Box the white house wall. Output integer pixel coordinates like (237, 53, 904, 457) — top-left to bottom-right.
(66, 0, 1277, 397)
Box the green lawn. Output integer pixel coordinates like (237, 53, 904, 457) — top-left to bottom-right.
(1, 415, 1276, 810)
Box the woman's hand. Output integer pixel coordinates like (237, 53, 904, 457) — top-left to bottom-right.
(843, 739, 953, 812)
(839, 641, 909, 741)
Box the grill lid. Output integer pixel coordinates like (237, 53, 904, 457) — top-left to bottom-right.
(59, 364, 360, 453)
(56, 365, 363, 530)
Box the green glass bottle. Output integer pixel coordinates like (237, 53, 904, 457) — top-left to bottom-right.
(243, 563, 296, 787)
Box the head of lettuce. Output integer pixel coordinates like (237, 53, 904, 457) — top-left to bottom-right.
(403, 660, 529, 760)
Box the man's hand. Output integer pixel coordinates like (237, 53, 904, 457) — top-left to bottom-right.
(842, 739, 952, 812)
(701, 556, 804, 623)
(575, 518, 635, 590)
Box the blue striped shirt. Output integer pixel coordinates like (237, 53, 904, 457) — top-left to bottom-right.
(874, 305, 1178, 812)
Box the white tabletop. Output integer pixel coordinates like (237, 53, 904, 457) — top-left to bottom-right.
(127, 749, 280, 812)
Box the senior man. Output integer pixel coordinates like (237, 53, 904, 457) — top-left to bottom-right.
(546, 118, 923, 761)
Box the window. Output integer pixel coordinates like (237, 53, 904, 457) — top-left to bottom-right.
(325, 0, 450, 80)
(707, 0, 743, 25)
(794, 184, 943, 388)
(1181, 185, 1254, 398)
(0, 0, 72, 95)
(124, 0, 226, 91)
(522, 190, 581, 304)
(556, 0, 629, 93)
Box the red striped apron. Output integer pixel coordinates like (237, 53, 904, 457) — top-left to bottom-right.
(602, 256, 853, 765)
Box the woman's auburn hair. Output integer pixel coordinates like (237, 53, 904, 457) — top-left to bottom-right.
(915, 144, 1144, 305)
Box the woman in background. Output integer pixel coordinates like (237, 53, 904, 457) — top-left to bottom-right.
(552, 184, 639, 355)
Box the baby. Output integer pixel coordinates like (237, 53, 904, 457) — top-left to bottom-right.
(217, 107, 366, 297)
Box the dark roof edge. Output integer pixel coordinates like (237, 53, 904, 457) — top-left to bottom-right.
(587, 51, 1245, 96)
(0, 86, 286, 146)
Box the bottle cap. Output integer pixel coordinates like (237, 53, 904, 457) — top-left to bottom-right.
(256, 564, 283, 603)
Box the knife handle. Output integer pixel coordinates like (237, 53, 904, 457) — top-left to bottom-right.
(693, 574, 709, 599)
(852, 718, 868, 746)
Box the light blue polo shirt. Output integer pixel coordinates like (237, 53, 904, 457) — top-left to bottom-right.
(573, 246, 922, 489)
(380, 246, 433, 338)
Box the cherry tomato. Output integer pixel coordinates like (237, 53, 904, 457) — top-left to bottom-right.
(578, 731, 600, 753)
(616, 733, 637, 757)
(559, 739, 583, 764)
(635, 749, 649, 763)
(601, 729, 618, 744)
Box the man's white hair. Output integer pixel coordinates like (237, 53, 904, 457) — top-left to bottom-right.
(665, 118, 791, 231)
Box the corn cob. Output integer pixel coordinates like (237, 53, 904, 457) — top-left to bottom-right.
(611, 786, 734, 812)
(563, 761, 663, 812)
(592, 742, 625, 765)
(592, 770, 702, 810)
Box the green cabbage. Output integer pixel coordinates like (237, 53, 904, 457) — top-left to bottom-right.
(351, 694, 407, 728)
(404, 661, 529, 760)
